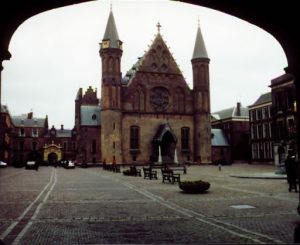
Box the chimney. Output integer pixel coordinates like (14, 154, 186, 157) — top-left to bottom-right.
(237, 102, 241, 116)
(61, 124, 64, 130)
(28, 112, 33, 119)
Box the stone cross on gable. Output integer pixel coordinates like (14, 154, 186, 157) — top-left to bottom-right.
(157, 22, 161, 34)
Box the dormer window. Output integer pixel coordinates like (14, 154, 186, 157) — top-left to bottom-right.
(101, 40, 110, 49)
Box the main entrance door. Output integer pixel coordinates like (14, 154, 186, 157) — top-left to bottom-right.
(43, 143, 62, 165)
(48, 152, 58, 165)
(152, 123, 177, 163)
(161, 131, 176, 163)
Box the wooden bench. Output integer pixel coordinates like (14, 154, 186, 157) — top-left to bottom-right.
(130, 166, 141, 177)
(167, 165, 187, 174)
(113, 164, 121, 173)
(143, 167, 158, 180)
(161, 169, 180, 184)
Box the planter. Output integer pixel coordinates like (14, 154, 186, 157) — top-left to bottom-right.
(179, 180, 210, 193)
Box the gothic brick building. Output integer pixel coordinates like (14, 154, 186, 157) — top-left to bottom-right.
(99, 10, 211, 164)
(75, 86, 101, 164)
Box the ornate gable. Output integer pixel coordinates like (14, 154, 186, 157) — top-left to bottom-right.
(137, 34, 182, 75)
(82, 86, 99, 105)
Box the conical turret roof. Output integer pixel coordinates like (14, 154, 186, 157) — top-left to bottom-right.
(192, 22, 208, 59)
(102, 10, 121, 48)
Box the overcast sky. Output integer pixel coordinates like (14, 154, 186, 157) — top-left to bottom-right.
(2, 0, 287, 129)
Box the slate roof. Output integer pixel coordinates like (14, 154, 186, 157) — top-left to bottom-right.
(12, 115, 46, 127)
(249, 92, 271, 107)
(212, 104, 249, 120)
(211, 128, 229, 146)
(192, 23, 209, 59)
(56, 129, 72, 138)
(80, 105, 101, 126)
(1, 105, 9, 113)
(102, 10, 121, 49)
(270, 73, 294, 87)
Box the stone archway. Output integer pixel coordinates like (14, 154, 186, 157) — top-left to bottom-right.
(152, 123, 177, 163)
(43, 143, 62, 164)
(48, 152, 58, 165)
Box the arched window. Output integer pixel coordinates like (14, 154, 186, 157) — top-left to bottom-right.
(173, 92, 179, 112)
(178, 89, 185, 113)
(173, 87, 185, 113)
(133, 91, 140, 110)
(130, 126, 140, 150)
(181, 127, 190, 150)
(108, 57, 114, 73)
(133, 86, 146, 111)
(200, 65, 205, 82)
(140, 90, 145, 111)
(115, 58, 120, 73)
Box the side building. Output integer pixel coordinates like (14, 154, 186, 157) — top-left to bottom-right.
(211, 128, 231, 164)
(270, 71, 297, 172)
(11, 112, 48, 167)
(75, 86, 101, 165)
(248, 92, 274, 164)
(43, 125, 77, 164)
(212, 102, 250, 163)
(0, 105, 14, 164)
(9, 112, 76, 166)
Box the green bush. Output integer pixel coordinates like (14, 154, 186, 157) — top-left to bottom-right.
(179, 180, 210, 193)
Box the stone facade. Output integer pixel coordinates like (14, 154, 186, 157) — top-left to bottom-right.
(99, 11, 211, 164)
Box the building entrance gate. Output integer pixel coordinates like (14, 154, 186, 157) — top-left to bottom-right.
(152, 123, 177, 163)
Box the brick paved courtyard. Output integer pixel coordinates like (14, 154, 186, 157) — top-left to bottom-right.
(0, 164, 299, 244)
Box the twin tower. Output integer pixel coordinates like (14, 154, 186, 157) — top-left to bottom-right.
(99, 9, 211, 164)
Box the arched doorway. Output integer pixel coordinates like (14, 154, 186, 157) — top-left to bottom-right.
(161, 131, 176, 163)
(48, 152, 58, 165)
(43, 143, 62, 165)
(152, 123, 177, 163)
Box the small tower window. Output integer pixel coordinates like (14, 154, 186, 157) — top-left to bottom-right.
(181, 127, 190, 150)
(130, 126, 140, 150)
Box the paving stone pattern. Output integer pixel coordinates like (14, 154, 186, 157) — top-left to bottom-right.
(0, 164, 299, 244)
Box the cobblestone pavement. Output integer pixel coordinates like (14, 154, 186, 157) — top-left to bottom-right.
(0, 164, 299, 244)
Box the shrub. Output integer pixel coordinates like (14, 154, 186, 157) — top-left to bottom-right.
(179, 180, 210, 193)
(123, 169, 131, 176)
(123, 169, 136, 176)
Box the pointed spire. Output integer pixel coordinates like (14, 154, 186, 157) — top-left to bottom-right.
(192, 19, 208, 59)
(102, 7, 122, 49)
